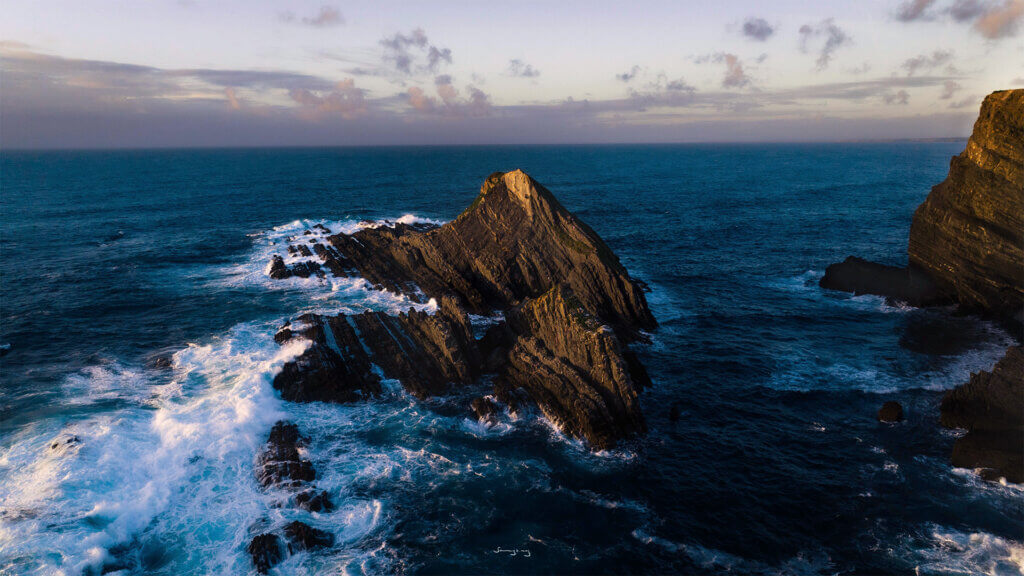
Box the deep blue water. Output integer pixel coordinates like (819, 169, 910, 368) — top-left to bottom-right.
(1, 144, 1021, 575)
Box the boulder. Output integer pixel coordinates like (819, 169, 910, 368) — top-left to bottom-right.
(877, 401, 904, 423)
(247, 533, 284, 574)
(283, 521, 333, 552)
(818, 257, 949, 306)
(255, 421, 315, 489)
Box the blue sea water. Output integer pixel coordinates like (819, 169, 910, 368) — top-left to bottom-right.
(1, 144, 1021, 575)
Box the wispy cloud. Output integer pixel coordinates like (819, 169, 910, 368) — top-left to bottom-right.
(883, 90, 910, 105)
(279, 6, 344, 28)
(380, 28, 451, 74)
(289, 79, 366, 119)
(742, 17, 775, 41)
(901, 50, 955, 75)
(939, 80, 963, 99)
(799, 19, 851, 70)
(616, 65, 641, 83)
(405, 76, 491, 117)
(895, 0, 939, 21)
(507, 59, 540, 78)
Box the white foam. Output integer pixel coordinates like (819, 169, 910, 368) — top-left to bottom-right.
(907, 525, 1024, 576)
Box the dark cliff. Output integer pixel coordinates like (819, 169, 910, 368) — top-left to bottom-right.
(908, 90, 1024, 321)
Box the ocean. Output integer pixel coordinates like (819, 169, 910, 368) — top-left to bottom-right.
(1, 144, 1021, 575)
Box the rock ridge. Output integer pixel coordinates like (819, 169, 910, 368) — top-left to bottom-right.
(266, 170, 657, 449)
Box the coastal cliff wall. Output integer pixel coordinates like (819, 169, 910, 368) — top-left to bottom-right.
(908, 89, 1024, 321)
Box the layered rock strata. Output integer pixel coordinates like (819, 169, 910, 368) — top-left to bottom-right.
(819, 90, 1023, 482)
(267, 170, 656, 449)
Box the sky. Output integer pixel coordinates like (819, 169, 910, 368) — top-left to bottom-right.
(1, 0, 1022, 148)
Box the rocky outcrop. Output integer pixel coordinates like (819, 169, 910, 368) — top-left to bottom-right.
(266, 170, 657, 449)
(940, 346, 1023, 482)
(494, 286, 647, 449)
(249, 422, 335, 572)
(908, 90, 1024, 322)
(274, 296, 479, 400)
(819, 257, 949, 306)
(820, 90, 1023, 322)
(324, 170, 656, 337)
(818, 90, 1023, 483)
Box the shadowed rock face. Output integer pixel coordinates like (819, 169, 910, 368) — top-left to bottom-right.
(274, 296, 479, 400)
(940, 346, 1023, 483)
(498, 286, 647, 450)
(819, 257, 949, 307)
(267, 170, 657, 449)
(909, 90, 1024, 322)
(817, 90, 1023, 483)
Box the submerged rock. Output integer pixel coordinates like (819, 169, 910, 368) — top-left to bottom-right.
(819, 257, 948, 306)
(877, 401, 904, 423)
(247, 533, 284, 574)
(940, 346, 1023, 483)
(256, 421, 315, 488)
(283, 520, 333, 552)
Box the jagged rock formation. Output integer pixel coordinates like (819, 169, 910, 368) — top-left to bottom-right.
(496, 286, 647, 449)
(908, 90, 1024, 321)
(267, 170, 657, 449)
(940, 346, 1023, 482)
(325, 170, 656, 336)
(274, 296, 479, 400)
(819, 257, 949, 307)
(819, 90, 1023, 483)
(820, 90, 1024, 321)
(249, 421, 335, 573)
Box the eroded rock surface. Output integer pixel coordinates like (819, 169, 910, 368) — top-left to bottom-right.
(496, 285, 647, 449)
(267, 170, 657, 449)
(940, 346, 1023, 483)
(274, 296, 479, 400)
(908, 90, 1024, 321)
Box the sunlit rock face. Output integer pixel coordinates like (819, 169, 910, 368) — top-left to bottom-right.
(269, 170, 657, 449)
(908, 89, 1024, 322)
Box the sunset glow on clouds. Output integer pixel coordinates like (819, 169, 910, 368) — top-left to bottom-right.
(1, 0, 1022, 148)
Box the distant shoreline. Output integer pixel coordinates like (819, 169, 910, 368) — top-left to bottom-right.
(0, 138, 970, 153)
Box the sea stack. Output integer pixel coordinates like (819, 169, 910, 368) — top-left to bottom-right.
(820, 89, 1024, 482)
(267, 170, 656, 449)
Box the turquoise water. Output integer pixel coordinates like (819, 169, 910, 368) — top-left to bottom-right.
(1, 144, 1021, 575)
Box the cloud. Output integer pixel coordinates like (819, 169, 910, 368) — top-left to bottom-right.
(939, 80, 963, 99)
(279, 6, 344, 27)
(948, 0, 987, 21)
(224, 87, 242, 110)
(901, 50, 955, 75)
(742, 17, 775, 41)
(507, 59, 540, 78)
(289, 79, 367, 119)
(895, 0, 939, 21)
(974, 0, 1024, 38)
(380, 28, 451, 74)
(405, 76, 491, 117)
(616, 65, 641, 83)
(720, 54, 751, 88)
(883, 90, 910, 105)
(799, 19, 851, 70)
